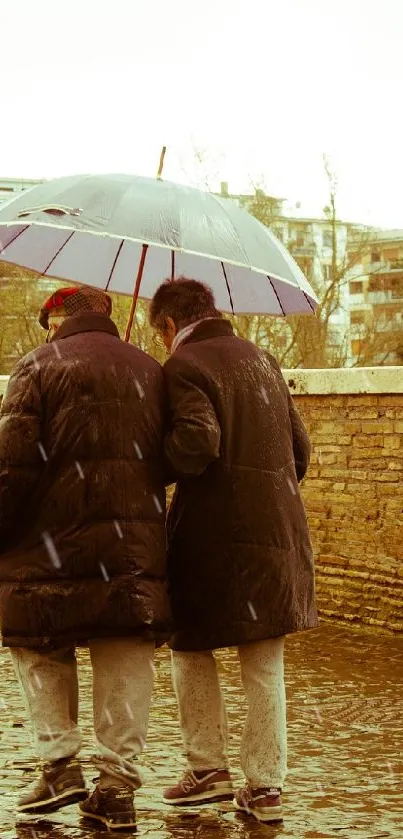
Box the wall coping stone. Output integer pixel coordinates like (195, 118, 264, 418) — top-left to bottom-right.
(1, 366, 402, 399)
(282, 367, 402, 396)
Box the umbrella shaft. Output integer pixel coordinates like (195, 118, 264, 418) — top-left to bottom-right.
(124, 244, 148, 342)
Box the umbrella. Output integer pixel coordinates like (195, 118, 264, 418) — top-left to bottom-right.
(0, 168, 318, 341)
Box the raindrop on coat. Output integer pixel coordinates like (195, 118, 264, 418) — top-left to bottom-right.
(33, 673, 42, 689)
(52, 342, 61, 359)
(99, 562, 109, 581)
(286, 477, 296, 495)
(152, 495, 163, 514)
(42, 531, 61, 569)
(247, 601, 257, 620)
(125, 702, 134, 720)
(32, 353, 40, 372)
(260, 386, 269, 404)
(75, 461, 84, 479)
(114, 521, 123, 539)
(37, 442, 48, 462)
(105, 708, 113, 725)
(133, 442, 143, 460)
(134, 379, 145, 400)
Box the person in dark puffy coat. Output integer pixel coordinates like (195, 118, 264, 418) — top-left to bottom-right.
(149, 278, 317, 825)
(0, 285, 170, 831)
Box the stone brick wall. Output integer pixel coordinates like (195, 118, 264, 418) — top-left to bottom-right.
(1, 368, 402, 633)
(283, 368, 403, 634)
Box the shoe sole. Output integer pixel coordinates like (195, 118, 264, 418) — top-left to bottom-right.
(18, 788, 88, 814)
(78, 804, 136, 831)
(234, 799, 283, 823)
(164, 786, 234, 806)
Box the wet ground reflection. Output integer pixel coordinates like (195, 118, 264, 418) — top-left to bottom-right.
(1, 623, 402, 838)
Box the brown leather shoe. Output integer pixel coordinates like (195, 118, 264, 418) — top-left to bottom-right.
(79, 785, 136, 831)
(163, 769, 233, 805)
(17, 757, 87, 814)
(234, 784, 283, 823)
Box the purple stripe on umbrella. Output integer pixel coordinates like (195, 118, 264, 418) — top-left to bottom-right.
(174, 251, 233, 312)
(0, 225, 74, 274)
(0, 224, 29, 254)
(42, 231, 121, 286)
(225, 264, 283, 315)
(270, 277, 315, 314)
(107, 238, 168, 296)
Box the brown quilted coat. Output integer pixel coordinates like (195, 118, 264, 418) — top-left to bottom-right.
(0, 312, 171, 649)
(164, 318, 318, 651)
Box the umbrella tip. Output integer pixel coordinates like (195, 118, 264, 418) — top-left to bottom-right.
(156, 146, 167, 180)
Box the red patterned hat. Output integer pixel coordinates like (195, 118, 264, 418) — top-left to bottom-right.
(39, 286, 112, 330)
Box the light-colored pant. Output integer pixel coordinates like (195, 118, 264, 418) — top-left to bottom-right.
(10, 638, 155, 790)
(172, 637, 287, 789)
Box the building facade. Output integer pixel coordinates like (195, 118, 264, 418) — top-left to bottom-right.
(218, 183, 402, 367)
(347, 230, 403, 365)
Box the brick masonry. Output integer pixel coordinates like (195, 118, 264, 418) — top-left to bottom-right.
(1, 368, 402, 634)
(283, 369, 403, 634)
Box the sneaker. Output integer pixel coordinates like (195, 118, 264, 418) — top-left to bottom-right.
(234, 784, 283, 823)
(17, 757, 87, 814)
(78, 785, 136, 831)
(163, 769, 233, 806)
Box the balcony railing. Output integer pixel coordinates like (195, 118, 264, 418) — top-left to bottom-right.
(368, 291, 403, 304)
(288, 243, 316, 256)
(367, 260, 403, 275)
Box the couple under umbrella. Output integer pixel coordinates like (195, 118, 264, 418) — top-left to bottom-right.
(0, 173, 317, 831)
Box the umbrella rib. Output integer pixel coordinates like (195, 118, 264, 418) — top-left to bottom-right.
(105, 239, 125, 291)
(303, 291, 316, 313)
(0, 224, 29, 254)
(268, 277, 286, 316)
(171, 250, 175, 280)
(42, 230, 75, 276)
(221, 262, 235, 315)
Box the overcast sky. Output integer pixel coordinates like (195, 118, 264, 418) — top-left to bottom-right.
(1, 0, 402, 226)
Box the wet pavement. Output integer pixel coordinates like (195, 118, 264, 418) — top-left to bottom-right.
(0, 623, 402, 839)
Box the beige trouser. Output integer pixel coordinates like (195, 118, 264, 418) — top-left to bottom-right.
(10, 638, 155, 790)
(172, 637, 287, 789)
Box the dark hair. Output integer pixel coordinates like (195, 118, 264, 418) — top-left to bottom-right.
(149, 277, 222, 330)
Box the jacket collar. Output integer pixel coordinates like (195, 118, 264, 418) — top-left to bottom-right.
(51, 312, 120, 342)
(179, 317, 234, 348)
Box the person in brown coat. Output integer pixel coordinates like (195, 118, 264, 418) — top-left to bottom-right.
(0, 286, 170, 831)
(149, 278, 317, 824)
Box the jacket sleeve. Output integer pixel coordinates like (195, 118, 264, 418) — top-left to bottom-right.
(163, 356, 221, 478)
(268, 353, 311, 482)
(287, 391, 311, 482)
(0, 358, 43, 545)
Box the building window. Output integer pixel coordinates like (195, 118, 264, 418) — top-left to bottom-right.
(322, 230, 332, 248)
(371, 251, 381, 262)
(383, 248, 399, 260)
(351, 339, 362, 356)
(349, 281, 363, 294)
(350, 310, 366, 325)
(323, 264, 332, 281)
